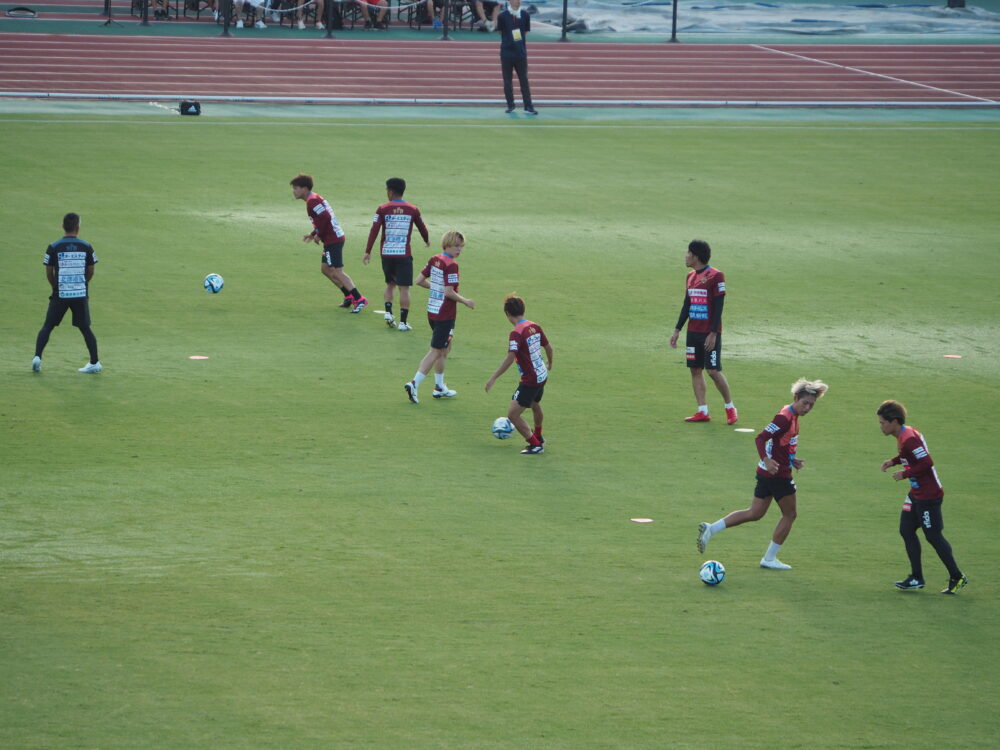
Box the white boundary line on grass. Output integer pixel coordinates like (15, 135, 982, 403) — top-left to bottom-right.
(750, 44, 999, 104)
(2, 91, 1000, 107)
(3, 119, 999, 131)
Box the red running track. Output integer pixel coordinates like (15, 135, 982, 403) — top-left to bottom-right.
(1, 33, 999, 106)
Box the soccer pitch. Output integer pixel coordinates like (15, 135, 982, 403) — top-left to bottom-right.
(2, 108, 999, 749)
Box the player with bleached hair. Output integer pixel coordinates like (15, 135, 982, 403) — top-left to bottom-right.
(696, 378, 829, 570)
(404, 231, 475, 404)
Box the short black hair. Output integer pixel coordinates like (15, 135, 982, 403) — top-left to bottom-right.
(63, 213, 80, 233)
(504, 295, 525, 317)
(290, 174, 313, 190)
(876, 400, 907, 425)
(386, 177, 406, 196)
(688, 239, 711, 265)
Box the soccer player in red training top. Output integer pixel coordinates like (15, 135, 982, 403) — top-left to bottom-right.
(669, 240, 737, 424)
(404, 231, 475, 404)
(289, 174, 367, 314)
(877, 400, 968, 594)
(696, 378, 828, 570)
(363, 177, 429, 332)
(485, 295, 554, 455)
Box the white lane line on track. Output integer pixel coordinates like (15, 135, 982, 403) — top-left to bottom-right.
(751, 44, 998, 104)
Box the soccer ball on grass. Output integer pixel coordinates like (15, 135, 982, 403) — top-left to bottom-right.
(492, 417, 514, 440)
(700, 560, 726, 586)
(203, 273, 224, 293)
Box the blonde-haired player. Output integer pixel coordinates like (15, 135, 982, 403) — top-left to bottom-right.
(404, 231, 475, 404)
(696, 378, 829, 570)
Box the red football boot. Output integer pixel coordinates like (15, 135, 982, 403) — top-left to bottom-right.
(684, 411, 711, 423)
(726, 407, 738, 425)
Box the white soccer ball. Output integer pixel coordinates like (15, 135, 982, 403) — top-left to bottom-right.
(700, 560, 726, 586)
(203, 273, 224, 293)
(492, 417, 514, 440)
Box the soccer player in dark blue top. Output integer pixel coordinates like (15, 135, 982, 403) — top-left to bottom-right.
(33, 213, 102, 373)
(497, 0, 536, 115)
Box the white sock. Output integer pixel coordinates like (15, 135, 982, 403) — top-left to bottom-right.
(413, 371, 426, 387)
(764, 541, 781, 562)
(725, 402, 735, 410)
(698, 404, 709, 415)
(709, 519, 726, 537)
(435, 373, 445, 389)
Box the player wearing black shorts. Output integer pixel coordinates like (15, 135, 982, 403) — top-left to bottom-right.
(696, 379, 829, 570)
(427, 317, 454, 351)
(363, 178, 429, 332)
(290, 174, 367, 314)
(669, 240, 737, 424)
(33, 213, 102, 374)
(485, 295, 553, 455)
(685, 331, 722, 371)
(382, 256, 413, 289)
(378, 254, 416, 329)
(404, 231, 474, 404)
(877, 400, 967, 594)
(513, 383, 544, 408)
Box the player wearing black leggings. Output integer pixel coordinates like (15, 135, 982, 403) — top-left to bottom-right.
(33, 213, 102, 374)
(877, 400, 967, 594)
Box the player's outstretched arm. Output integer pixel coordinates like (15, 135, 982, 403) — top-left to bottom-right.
(486, 353, 517, 392)
(672, 294, 692, 343)
(364, 212, 382, 259)
(444, 286, 474, 309)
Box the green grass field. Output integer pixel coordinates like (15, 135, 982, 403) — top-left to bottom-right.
(2, 110, 999, 749)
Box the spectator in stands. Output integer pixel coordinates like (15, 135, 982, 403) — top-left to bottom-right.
(358, 0, 389, 29)
(261, 0, 323, 29)
(284, 0, 311, 29)
(475, 0, 500, 31)
(424, 0, 445, 29)
(234, 0, 271, 27)
(307, 0, 326, 29)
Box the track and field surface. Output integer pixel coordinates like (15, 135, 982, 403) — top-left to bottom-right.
(2, 32, 999, 105)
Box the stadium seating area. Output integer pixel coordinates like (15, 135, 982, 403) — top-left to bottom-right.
(122, 0, 489, 30)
